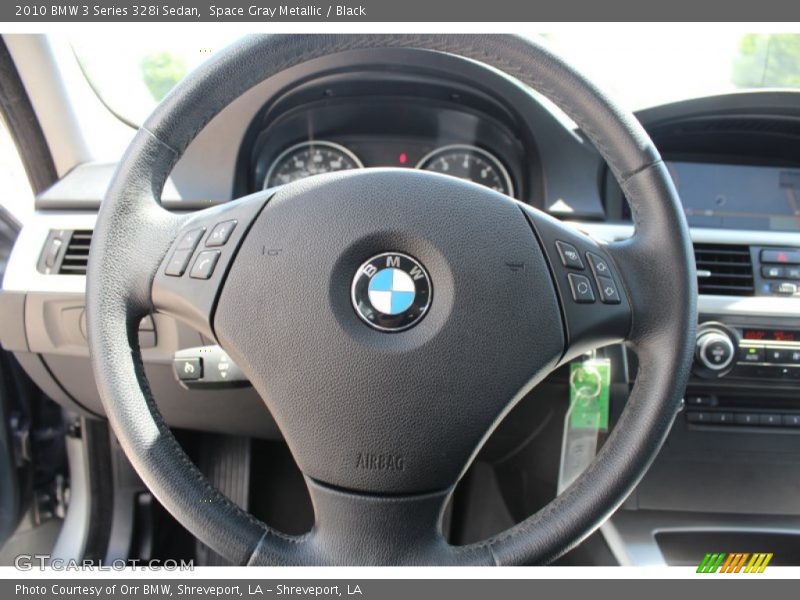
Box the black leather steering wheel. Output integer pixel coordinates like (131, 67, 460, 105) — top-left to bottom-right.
(87, 34, 696, 565)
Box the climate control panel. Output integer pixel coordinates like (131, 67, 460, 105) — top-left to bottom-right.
(693, 321, 800, 382)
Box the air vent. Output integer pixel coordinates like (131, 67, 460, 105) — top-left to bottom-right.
(694, 243, 754, 296)
(57, 230, 93, 275)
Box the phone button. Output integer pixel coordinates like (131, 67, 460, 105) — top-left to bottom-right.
(190, 250, 222, 280)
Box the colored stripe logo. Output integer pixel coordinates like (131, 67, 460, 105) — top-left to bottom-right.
(697, 552, 773, 573)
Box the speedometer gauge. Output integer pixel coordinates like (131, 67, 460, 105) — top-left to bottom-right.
(264, 141, 363, 189)
(416, 144, 514, 197)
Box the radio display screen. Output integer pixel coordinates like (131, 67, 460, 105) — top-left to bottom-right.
(742, 329, 798, 342)
(666, 161, 800, 232)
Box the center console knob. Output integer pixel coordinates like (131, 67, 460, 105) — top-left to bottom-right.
(695, 329, 735, 371)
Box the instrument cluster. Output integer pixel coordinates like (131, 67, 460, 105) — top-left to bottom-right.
(245, 92, 533, 203)
(262, 139, 515, 198)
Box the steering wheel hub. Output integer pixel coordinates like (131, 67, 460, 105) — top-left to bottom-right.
(213, 169, 564, 495)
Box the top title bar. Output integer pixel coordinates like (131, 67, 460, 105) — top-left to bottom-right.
(3, 0, 799, 22)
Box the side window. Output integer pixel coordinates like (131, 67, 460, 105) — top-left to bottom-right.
(0, 116, 34, 226)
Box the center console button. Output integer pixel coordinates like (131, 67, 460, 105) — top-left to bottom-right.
(762, 265, 785, 279)
(771, 282, 798, 295)
(696, 329, 735, 371)
(686, 411, 711, 424)
(734, 413, 759, 426)
(710, 412, 734, 425)
(686, 395, 717, 408)
(761, 249, 800, 264)
(739, 346, 764, 363)
(765, 347, 791, 363)
(782, 415, 800, 427)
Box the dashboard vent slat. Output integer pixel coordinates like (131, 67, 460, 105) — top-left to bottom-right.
(57, 230, 93, 275)
(693, 243, 754, 296)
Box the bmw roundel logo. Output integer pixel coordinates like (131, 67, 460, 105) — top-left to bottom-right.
(351, 252, 432, 332)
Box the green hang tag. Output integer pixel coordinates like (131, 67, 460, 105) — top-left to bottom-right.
(569, 358, 611, 431)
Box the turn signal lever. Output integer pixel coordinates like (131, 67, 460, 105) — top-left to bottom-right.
(173, 345, 250, 389)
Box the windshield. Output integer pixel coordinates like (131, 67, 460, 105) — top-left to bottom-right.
(71, 30, 800, 126)
(70, 33, 240, 125)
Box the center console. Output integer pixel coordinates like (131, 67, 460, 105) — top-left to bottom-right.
(686, 317, 800, 430)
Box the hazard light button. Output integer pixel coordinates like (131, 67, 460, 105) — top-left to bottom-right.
(761, 249, 800, 264)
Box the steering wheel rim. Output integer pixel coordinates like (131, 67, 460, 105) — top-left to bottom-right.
(87, 34, 696, 565)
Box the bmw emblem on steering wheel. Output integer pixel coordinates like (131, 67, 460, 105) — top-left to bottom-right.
(351, 252, 432, 332)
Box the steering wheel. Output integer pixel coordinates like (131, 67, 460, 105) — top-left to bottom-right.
(87, 34, 696, 565)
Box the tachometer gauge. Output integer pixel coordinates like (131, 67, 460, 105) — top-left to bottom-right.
(416, 144, 514, 197)
(264, 141, 363, 189)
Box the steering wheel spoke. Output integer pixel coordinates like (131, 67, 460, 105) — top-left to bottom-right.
(151, 192, 270, 340)
(248, 480, 493, 566)
(520, 204, 632, 364)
